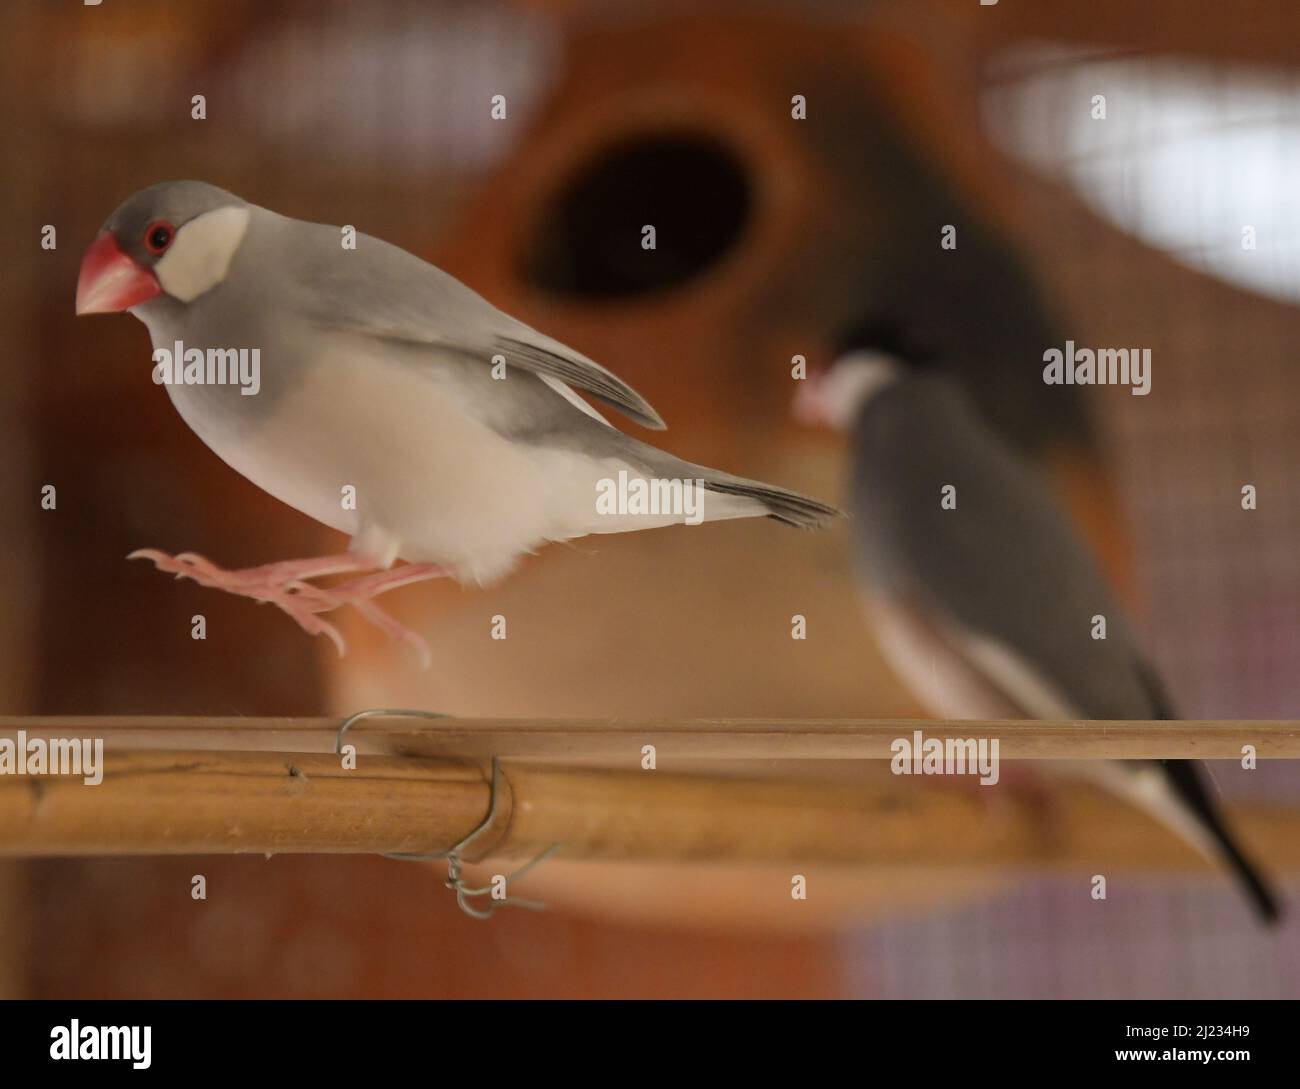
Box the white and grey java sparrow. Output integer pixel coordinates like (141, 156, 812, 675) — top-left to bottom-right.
(76, 181, 838, 664)
(796, 350, 1280, 922)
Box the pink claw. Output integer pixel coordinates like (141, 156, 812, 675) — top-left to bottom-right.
(128, 547, 441, 665)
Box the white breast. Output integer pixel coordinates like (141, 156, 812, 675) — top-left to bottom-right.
(165, 340, 562, 584)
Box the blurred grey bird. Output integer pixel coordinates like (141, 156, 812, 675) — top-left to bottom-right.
(76, 180, 837, 663)
(796, 348, 1280, 922)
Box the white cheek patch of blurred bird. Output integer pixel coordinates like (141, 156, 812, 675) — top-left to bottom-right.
(76, 181, 839, 666)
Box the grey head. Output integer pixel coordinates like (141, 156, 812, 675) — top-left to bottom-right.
(77, 180, 253, 315)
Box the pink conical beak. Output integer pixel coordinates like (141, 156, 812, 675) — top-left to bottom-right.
(76, 232, 161, 314)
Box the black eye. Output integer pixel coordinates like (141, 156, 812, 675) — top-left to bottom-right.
(144, 221, 174, 254)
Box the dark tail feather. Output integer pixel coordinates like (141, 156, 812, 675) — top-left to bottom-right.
(701, 475, 842, 529)
(1160, 759, 1282, 924)
(1134, 661, 1280, 922)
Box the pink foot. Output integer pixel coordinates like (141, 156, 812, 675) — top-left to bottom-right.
(127, 550, 444, 665)
(127, 549, 370, 591)
(290, 564, 446, 668)
(128, 549, 352, 655)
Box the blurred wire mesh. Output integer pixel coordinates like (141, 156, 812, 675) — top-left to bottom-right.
(4, 0, 1299, 998)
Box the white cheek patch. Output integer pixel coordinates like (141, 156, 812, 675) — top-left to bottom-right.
(155, 205, 251, 302)
(820, 352, 905, 430)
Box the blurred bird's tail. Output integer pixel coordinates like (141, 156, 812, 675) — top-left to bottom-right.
(1088, 757, 1281, 924)
(597, 428, 841, 530)
(1157, 759, 1281, 924)
(1124, 665, 1281, 922)
(697, 470, 842, 529)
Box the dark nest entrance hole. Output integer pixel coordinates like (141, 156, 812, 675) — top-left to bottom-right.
(522, 133, 754, 301)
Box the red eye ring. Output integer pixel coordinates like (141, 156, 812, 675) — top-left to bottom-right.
(144, 220, 175, 254)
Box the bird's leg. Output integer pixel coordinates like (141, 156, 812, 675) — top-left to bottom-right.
(127, 549, 380, 656)
(317, 563, 447, 602)
(252, 586, 350, 658)
(128, 548, 445, 666)
(127, 549, 373, 593)
(287, 564, 447, 668)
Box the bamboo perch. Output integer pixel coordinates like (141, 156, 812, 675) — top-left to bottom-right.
(0, 715, 1297, 869)
(0, 748, 1297, 869)
(2, 716, 1299, 761)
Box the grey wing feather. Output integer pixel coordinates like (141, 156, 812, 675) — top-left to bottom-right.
(492, 336, 664, 429)
(285, 216, 665, 429)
